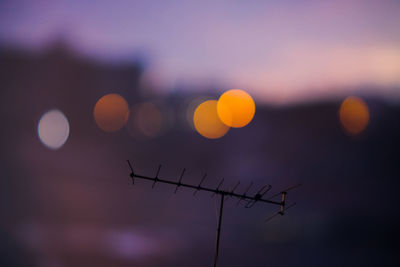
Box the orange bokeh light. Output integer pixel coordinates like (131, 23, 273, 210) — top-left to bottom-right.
(193, 100, 230, 139)
(217, 89, 255, 128)
(339, 96, 370, 135)
(93, 93, 130, 132)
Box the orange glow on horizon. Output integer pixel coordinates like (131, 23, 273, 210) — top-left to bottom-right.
(339, 96, 370, 135)
(193, 100, 230, 139)
(93, 93, 129, 132)
(217, 89, 255, 128)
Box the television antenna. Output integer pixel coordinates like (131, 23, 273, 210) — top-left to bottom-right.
(126, 160, 300, 267)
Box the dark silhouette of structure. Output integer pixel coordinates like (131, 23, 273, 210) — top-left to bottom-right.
(127, 160, 300, 266)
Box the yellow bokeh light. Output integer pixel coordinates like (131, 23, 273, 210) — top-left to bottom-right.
(93, 93, 130, 132)
(186, 97, 210, 130)
(217, 89, 255, 128)
(193, 100, 230, 139)
(339, 96, 370, 135)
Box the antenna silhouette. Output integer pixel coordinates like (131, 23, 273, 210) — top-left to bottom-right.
(126, 160, 300, 267)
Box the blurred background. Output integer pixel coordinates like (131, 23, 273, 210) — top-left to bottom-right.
(1, 0, 399, 266)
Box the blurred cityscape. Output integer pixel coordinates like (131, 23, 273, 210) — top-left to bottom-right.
(0, 41, 399, 266)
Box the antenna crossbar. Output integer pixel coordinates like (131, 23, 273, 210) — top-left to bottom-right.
(129, 168, 281, 206)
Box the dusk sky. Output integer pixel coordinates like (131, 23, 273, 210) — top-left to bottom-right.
(1, 0, 399, 104)
(1, 1, 400, 266)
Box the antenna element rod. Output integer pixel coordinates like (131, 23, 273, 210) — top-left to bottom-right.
(214, 194, 224, 267)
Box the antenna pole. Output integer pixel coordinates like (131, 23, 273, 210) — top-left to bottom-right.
(214, 194, 225, 267)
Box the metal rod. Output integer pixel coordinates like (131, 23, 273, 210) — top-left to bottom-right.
(194, 174, 207, 196)
(127, 160, 135, 184)
(214, 194, 224, 267)
(268, 183, 302, 200)
(237, 182, 253, 206)
(152, 165, 162, 188)
(130, 172, 281, 206)
(265, 202, 297, 222)
(174, 168, 186, 194)
(212, 178, 224, 198)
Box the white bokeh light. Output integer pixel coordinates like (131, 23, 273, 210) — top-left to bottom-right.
(37, 109, 70, 150)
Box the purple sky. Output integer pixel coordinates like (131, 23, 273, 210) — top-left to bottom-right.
(1, 0, 399, 103)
